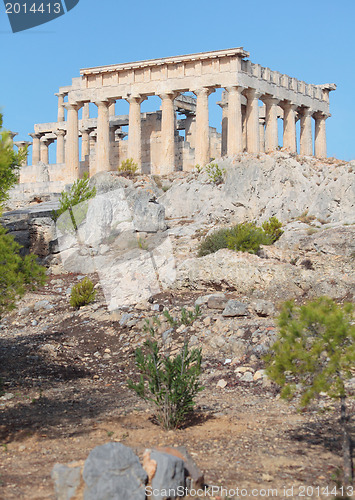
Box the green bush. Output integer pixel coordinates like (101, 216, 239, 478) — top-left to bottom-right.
(196, 162, 225, 184)
(128, 339, 203, 430)
(261, 216, 284, 243)
(69, 277, 96, 309)
(0, 225, 46, 319)
(52, 173, 96, 231)
(118, 158, 138, 174)
(197, 217, 283, 257)
(264, 297, 355, 484)
(128, 307, 203, 429)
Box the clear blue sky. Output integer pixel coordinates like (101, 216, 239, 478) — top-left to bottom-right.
(0, 0, 354, 161)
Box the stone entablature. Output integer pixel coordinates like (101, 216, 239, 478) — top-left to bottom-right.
(23, 47, 336, 184)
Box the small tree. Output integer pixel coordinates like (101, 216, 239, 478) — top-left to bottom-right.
(128, 308, 203, 429)
(52, 172, 96, 229)
(0, 113, 45, 319)
(0, 113, 27, 205)
(265, 297, 355, 484)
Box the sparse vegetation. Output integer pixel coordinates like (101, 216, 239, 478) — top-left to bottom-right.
(265, 297, 355, 484)
(69, 277, 96, 309)
(52, 172, 96, 231)
(117, 158, 138, 174)
(196, 162, 226, 184)
(128, 307, 203, 429)
(197, 217, 283, 257)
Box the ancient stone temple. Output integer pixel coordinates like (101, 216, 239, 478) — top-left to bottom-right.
(21, 47, 336, 184)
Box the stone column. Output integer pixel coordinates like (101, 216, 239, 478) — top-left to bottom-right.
(94, 100, 112, 175)
(299, 108, 313, 156)
(259, 118, 265, 152)
(55, 129, 66, 163)
(159, 92, 177, 174)
(194, 87, 214, 166)
(245, 88, 261, 153)
(55, 93, 66, 122)
(282, 101, 298, 152)
(14, 141, 31, 165)
(40, 136, 55, 164)
(218, 101, 228, 157)
(314, 112, 328, 158)
(226, 86, 243, 156)
(64, 102, 82, 182)
(29, 133, 41, 165)
(263, 96, 279, 152)
(127, 95, 146, 169)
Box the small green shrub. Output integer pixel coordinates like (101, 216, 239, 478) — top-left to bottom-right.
(118, 158, 138, 174)
(128, 307, 203, 429)
(261, 216, 284, 243)
(69, 277, 96, 309)
(128, 338, 203, 430)
(195, 162, 225, 184)
(197, 217, 283, 257)
(52, 173, 96, 231)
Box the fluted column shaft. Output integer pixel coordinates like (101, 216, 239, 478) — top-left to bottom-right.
(194, 88, 213, 166)
(259, 118, 265, 152)
(94, 100, 111, 175)
(264, 97, 279, 152)
(56, 93, 66, 122)
(127, 96, 145, 169)
(29, 133, 41, 165)
(314, 113, 327, 158)
(64, 103, 82, 182)
(226, 86, 243, 156)
(282, 101, 297, 152)
(300, 108, 313, 156)
(40, 137, 54, 164)
(245, 88, 261, 153)
(159, 92, 177, 174)
(55, 129, 66, 164)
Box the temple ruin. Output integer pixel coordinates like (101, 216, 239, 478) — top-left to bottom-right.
(19, 47, 336, 184)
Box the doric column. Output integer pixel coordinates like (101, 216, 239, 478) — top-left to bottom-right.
(40, 136, 55, 164)
(299, 108, 313, 156)
(244, 88, 261, 153)
(159, 92, 178, 174)
(64, 102, 82, 182)
(259, 118, 265, 152)
(218, 101, 228, 156)
(314, 112, 328, 158)
(126, 95, 146, 169)
(282, 101, 298, 153)
(55, 93, 66, 122)
(14, 141, 30, 165)
(29, 133, 41, 165)
(55, 129, 66, 163)
(263, 96, 279, 152)
(194, 87, 214, 166)
(94, 100, 112, 175)
(226, 86, 243, 156)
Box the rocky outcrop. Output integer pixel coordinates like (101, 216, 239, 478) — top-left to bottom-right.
(160, 153, 355, 225)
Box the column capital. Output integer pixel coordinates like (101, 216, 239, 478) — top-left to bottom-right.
(313, 111, 330, 120)
(14, 140, 31, 148)
(280, 100, 298, 111)
(126, 94, 147, 105)
(55, 91, 68, 98)
(299, 107, 313, 117)
(193, 87, 215, 98)
(41, 136, 55, 145)
(225, 85, 245, 94)
(94, 98, 115, 108)
(54, 129, 66, 137)
(262, 95, 280, 106)
(64, 102, 83, 112)
(28, 132, 43, 139)
(244, 87, 262, 100)
(159, 91, 180, 100)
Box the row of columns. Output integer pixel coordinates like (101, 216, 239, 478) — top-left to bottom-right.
(31, 86, 329, 181)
